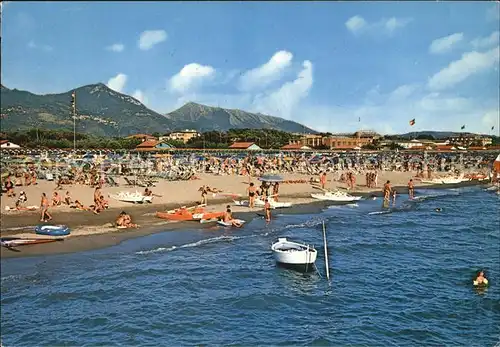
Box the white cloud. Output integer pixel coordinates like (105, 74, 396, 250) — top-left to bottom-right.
(345, 16, 367, 35)
(107, 73, 127, 93)
(132, 89, 147, 104)
(481, 109, 500, 129)
(169, 63, 216, 93)
(138, 30, 167, 50)
(252, 60, 313, 119)
(429, 33, 464, 54)
(295, 84, 498, 134)
(238, 51, 293, 91)
(27, 40, 53, 52)
(384, 17, 412, 33)
(106, 43, 124, 52)
(471, 31, 499, 49)
(345, 15, 412, 36)
(427, 46, 500, 90)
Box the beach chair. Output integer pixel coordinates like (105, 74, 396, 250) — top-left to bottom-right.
(123, 177, 137, 186)
(107, 176, 120, 187)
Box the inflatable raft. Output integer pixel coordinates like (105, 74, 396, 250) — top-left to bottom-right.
(35, 225, 71, 236)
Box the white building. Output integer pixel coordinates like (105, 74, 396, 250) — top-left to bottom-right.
(0, 140, 21, 149)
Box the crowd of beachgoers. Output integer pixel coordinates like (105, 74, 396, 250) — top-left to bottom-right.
(1, 149, 498, 232)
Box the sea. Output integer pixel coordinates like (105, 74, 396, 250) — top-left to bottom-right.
(1, 186, 499, 346)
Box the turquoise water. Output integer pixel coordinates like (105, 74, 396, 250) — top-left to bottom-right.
(1, 187, 499, 346)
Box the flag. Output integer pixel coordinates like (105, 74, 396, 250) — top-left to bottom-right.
(409, 119, 415, 126)
(461, 125, 465, 130)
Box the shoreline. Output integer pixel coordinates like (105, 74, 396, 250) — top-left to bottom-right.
(0, 179, 490, 259)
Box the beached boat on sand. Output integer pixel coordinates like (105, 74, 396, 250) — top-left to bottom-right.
(156, 205, 224, 221)
(311, 190, 361, 202)
(109, 191, 153, 204)
(271, 237, 317, 272)
(421, 174, 470, 185)
(1, 237, 64, 248)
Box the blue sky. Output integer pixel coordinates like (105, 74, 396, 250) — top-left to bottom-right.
(2, 1, 499, 134)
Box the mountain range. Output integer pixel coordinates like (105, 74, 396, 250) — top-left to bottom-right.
(0, 84, 317, 136)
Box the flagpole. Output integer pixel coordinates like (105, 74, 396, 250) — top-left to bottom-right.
(72, 91, 76, 152)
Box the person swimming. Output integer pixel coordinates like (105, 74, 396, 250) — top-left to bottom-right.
(473, 270, 489, 286)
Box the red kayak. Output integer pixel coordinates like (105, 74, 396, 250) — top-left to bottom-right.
(156, 208, 224, 221)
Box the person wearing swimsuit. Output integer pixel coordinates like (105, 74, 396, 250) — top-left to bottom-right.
(264, 199, 271, 222)
(200, 185, 208, 205)
(247, 182, 256, 208)
(40, 193, 52, 222)
(5, 176, 14, 197)
(407, 179, 415, 199)
(383, 180, 391, 208)
(272, 182, 280, 202)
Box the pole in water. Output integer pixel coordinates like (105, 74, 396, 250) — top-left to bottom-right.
(323, 221, 330, 281)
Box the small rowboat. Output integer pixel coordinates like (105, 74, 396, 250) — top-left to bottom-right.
(271, 237, 317, 272)
(35, 225, 71, 236)
(1, 237, 64, 248)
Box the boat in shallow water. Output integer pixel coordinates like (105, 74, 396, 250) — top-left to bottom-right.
(271, 237, 317, 272)
(233, 197, 292, 209)
(311, 190, 362, 202)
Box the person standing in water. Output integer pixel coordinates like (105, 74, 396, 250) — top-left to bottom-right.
(408, 179, 415, 200)
(383, 180, 391, 208)
(392, 190, 397, 206)
(264, 198, 271, 222)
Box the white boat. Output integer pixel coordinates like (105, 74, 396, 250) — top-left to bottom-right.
(217, 219, 245, 227)
(421, 174, 470, 185)
(311, 190, 362, 202)
(271, 237, 317, 272)
(109, 191, 153, 204)
(233, 197, 292, 209)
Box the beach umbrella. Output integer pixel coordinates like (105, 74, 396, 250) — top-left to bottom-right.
(258, 174, 284, 182)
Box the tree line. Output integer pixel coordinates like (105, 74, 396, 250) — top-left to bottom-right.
(0, 129, 141, 149)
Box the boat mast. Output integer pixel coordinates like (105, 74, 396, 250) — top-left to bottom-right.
(323, 221, 330, 282)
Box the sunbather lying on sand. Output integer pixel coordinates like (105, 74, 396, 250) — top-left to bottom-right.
(70, 200, 91, 211)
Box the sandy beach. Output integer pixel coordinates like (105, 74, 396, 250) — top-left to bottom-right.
(0, 171, 489, 258)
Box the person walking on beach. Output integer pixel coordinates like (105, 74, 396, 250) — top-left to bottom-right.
(40, 192, 52, 222)
(407, 179, 415, 199)
(383, 180, 391, 208)
(247, 182, 256, 208)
